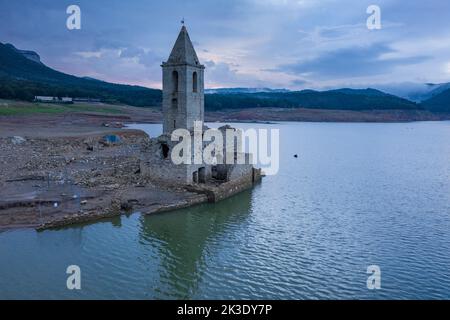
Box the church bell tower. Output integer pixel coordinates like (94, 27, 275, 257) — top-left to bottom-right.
(162, 25, 205, 133)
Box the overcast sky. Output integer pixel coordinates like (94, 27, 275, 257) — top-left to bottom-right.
(1, 0, 450, 91)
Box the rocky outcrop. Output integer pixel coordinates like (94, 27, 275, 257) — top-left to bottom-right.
(5, 43, 42, 64)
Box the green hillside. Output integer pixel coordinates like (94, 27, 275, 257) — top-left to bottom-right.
(421, 89, 450, 112)
(205, 88, 420, 111)
(0, 42, 161, 107)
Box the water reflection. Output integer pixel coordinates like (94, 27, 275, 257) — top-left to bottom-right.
(138, 189, 254, 298)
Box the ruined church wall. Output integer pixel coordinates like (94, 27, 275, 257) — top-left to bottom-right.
(140, 136, 189, 184)
(140, 161, 190, 184)
(140, 135, 213, 185)
(228, 163, 254, 181)
(212, 173, 254, 202)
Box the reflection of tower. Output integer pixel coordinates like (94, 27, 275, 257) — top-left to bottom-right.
(161, 26, 205, 133)
(138, 189, 254, 299)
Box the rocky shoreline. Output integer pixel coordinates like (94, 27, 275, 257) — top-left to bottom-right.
(0, 120, 262, 231)
(0, 129, 215, 230)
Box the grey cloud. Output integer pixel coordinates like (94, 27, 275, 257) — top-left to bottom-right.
(290, 79, 309, 87)
(119, 46, 163, 68)
(120, 47, 145, 59)
(0, 0, 448, 89)
(205, 60, 239, 82)
(276, 43, 431, 78)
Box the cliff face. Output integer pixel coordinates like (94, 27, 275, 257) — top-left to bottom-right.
(4, 43, 42, 64)
(17, 49, 42, 64)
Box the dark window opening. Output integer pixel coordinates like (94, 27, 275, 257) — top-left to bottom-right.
(193, 171, 198, 183)
(171, 98, 178, 109)
(193, 71, 198, 92)
(211, 166, 218, 179)
(212, 165, 228, 181)
(198, 167, 206, 183)
(161, 143, 169, 159)
(173, 120, 176, 129)
(172, 70, 179, 93)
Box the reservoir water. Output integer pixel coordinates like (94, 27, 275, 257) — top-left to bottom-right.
(1, 122, 450, 299)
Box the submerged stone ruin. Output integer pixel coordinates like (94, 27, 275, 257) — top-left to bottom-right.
(0, 26, 261, 230)
(140, 25, 261, 201)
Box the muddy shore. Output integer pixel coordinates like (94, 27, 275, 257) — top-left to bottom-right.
(0, 103, 267, 230)
(0, 107, 211, 230)
(0, 128, 209, 230)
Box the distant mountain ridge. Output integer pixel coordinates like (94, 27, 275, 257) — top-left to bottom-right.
(0, 42, 161, 106)
(205, 88, 420, 111)
(421, 87, 450, 112)
(205, 87, 290, 94)
(0, 42, 449, 112)
(411, 82, 450, 103)
(400, 82, 450, 112)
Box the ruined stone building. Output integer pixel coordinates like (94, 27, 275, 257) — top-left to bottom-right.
(140, 26, 261, 200)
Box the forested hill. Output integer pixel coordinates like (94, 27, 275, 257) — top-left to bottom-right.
(205, 88, 420, 111)
(0, 42, 161, 107)
(421, 88, 450, 112)
(0, 41, 443, 112)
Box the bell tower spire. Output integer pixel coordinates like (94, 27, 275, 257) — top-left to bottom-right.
(161, 25, 205, 133)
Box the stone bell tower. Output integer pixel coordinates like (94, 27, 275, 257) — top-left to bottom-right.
(162, 25, 205, 133)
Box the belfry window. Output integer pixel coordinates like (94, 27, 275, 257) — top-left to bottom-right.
(193, 72, 198, 92)
(172, 70, 178, 93)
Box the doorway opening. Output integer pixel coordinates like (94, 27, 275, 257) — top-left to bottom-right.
(192, 171, 198, 183)
(198, 167, 206, 183)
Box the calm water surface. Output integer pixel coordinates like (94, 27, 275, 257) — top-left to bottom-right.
(1, 121, 450, 299)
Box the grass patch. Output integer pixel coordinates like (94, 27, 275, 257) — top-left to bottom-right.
(0, 100, 125, 116)
(0, 105, 66, 115)
(65, 104, 124, 114)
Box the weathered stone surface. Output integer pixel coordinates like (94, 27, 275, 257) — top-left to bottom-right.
(162, 26, 205, 133)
